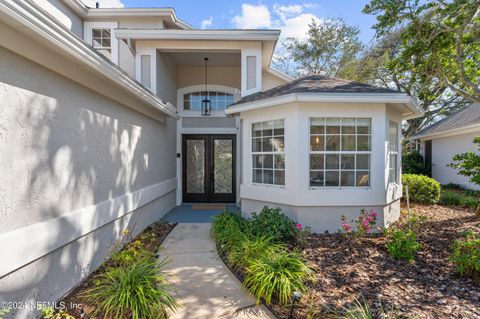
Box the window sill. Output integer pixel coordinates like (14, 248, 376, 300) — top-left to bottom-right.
(309, 186, 372, 190)
(252, 183, 286, 189)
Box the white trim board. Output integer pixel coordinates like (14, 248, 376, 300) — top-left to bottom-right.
(226, 93, 423, 119)
(115, 29, 281, 41)
(413, 124, 480, 140)
(0, 178, 177, 278)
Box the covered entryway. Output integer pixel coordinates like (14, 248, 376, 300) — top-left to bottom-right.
(182, 134, 236, 202)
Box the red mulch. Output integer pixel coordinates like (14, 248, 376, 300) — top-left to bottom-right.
(61, 221, 176, 319)
(270, 204, 480, 319)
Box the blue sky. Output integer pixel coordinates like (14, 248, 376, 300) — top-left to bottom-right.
(85, 0, 378, 44)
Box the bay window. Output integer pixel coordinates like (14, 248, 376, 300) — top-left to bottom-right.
(252, 120, 285, 186)
(310, 118, 371, 187)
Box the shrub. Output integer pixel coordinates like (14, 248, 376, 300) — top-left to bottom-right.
(340, 209, 378, 240)
(40, 307, 74, 319)
(402, 174, 441, 204)
(211, 211, 250, 252)
(227, 235, 276, 271)
(451, 231, 480, 279)
(83, 257, 178, 319)
(385, 228, 421, 261)
(341, 298, 406, 319)
(402, 151, 430, 176)
(250, 207, 297, 243)
(244, 248, 313, 305)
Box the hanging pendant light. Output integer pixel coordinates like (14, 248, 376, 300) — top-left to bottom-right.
(201, 57, 211, 116)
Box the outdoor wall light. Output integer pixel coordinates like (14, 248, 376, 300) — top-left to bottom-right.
(201, 57, 212, 116)
(288, 291, 303, 319)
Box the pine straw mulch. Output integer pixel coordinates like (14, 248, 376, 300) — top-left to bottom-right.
(270, 204, 480, 319)
(61, 221, 176, 318)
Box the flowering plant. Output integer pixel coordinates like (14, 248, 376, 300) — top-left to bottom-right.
(294, 223, 312, 248)
(341, 209, 378, 240)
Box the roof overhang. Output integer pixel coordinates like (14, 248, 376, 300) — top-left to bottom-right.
(115, 29, 281, 41)
(84, 8, 194, 29)
(413, 123, 480, 140)
(0, 0, 179, 120)
(225, 92, 424, 119)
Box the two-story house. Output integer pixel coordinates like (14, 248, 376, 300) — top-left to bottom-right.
(0, 1, 422, 316)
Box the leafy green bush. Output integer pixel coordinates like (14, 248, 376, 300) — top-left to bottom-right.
(227, 235, 275, 271)
(40, 307, 74, 319)
(439, 190, 479, 208)
(250, 207, 297, 243)
(451, 231, 480, 279)
(402, 174, 441, 204)
(211, 211, 250, 252)
(385, 228, 421, 261)
(244, 248, 313, 305)
(83, 257, 178, 319)
(402, 151, 430, 176)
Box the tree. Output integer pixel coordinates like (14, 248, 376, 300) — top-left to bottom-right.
(363, 0, 480, 103)
(348, 31, 466, 137)
(273, 18, 363, 77)
(449, 136, 480, 187)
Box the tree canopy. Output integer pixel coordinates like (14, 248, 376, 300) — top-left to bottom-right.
(273, 18, 363, 78)
(363, 0, 480, 103)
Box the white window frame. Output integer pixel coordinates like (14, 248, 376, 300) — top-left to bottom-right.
(177, 85, 239, 117)
(388, 120, 400, 185)
(309, 117, 373, 189)
(84, 22, 119, 65)
(251, 119, 285, 187)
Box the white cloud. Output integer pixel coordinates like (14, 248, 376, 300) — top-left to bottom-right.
(232, 4, 272, 29)
(280, 13, 321, 40)
(232, 3, 321, 41)
(201, 16, 213, 29)
(81, 0, 124, 8)
(273, 4, 303, 20)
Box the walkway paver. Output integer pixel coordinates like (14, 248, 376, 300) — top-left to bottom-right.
(158, 214, 275, 319)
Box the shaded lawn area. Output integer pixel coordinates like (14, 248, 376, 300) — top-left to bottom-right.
(274, 204, 480, 319)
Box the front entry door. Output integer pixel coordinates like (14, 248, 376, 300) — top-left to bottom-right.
(182, 135, 236, 203)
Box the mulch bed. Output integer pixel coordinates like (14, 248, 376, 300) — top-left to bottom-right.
(60, 221, 176, 319)
(269, 204, 480, 319)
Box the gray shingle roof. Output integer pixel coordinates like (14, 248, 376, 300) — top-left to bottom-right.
(230, 74, 402, 107)
(414, 104, 480, 138)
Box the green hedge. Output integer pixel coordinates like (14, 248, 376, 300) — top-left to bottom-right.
(402, 174, 441, 204)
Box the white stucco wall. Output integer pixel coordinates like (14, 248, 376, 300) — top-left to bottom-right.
(0, 45, 177, 318)
(429, 131, 480, 190)
(157, 51, 177, 106)
(32, 0, 83, 37)
(238, 101, 403, 232)
(262, 71, 286, 90)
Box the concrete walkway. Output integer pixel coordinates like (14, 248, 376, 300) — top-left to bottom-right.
(159, 205, 275, 319)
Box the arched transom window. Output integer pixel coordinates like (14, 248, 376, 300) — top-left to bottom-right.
(184, 91, 234, 111)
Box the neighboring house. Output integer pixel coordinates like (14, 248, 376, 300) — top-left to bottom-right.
(413, 104, 480, 190)
(0, 0, 422, 317)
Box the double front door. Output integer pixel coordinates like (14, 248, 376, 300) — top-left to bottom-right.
(182, 134, 236, 202)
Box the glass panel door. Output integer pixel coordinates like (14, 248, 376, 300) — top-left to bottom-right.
(182, 135, 236, 203)
(213, 138, 233, 194)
